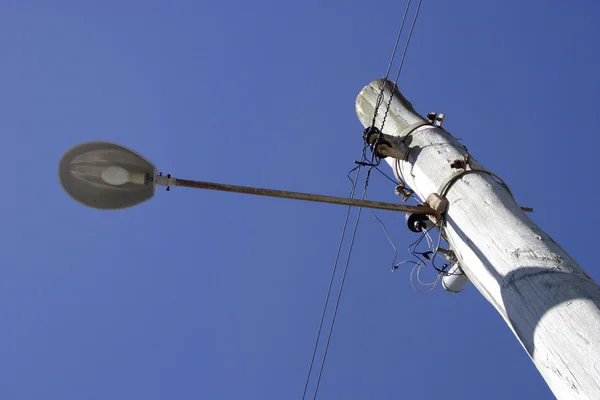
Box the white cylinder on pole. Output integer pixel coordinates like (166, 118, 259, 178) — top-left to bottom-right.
(442, 263, 470, 293)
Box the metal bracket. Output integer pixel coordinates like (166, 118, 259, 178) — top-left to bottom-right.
(436, 247, 456, 262)
(394, 184, 414, 202)
(439, 157, 534, 213)
(427, 112, 445, 127)
(363, 126, 408, 160)
(155, 172, 177, 191)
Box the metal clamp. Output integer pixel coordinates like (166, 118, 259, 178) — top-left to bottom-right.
(155, 172, 177, 191)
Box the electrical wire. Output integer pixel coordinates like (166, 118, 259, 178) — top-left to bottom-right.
(305, 1, 426, 396)
(416, 260, 439, 287)
(430, 221, 450, 274)
(392, 226, 441, 293)
(374, 165, 399, 185)
(413, 225, 439, 286)
(391, 0, 423, 85)
(380, 0, 424, 131)
(393, 259, 419, 272)
(424, 229, 434, 250)
(371, 0, 414, 128)
(411, 263, 442, 293)
(382, 0, 412, 82)
(367, 0, 425, 204)
(312, 168, 373, 400)
(403, 218, 449, 292)
(367, 199, 398, 272)
(301, 165, 362, 400)
(408, 224, 433, 265)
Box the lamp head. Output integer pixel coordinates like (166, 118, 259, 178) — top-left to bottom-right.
(58, 141, 157, 210)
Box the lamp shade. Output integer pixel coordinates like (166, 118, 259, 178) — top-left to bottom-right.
(58, 141, 157, 210)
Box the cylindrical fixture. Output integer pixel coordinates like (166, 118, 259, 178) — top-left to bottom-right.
(442, 263, 470, 293)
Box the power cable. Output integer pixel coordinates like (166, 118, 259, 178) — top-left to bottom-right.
(371, 0, 414, 128)
(304, 1, 426, 396)
(301, 165, 362, 400)
(380, 0, 424, 129)
(312, 168, 372, 400)
(374, 165, 399, 185)
(392, 0, 424, 85)
(369, 0, 424, 198)
(367, 198, 398, 272)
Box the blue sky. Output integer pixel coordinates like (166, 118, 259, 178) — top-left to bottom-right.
(2, 1, 599, 399)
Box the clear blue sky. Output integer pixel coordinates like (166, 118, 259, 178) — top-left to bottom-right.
(2, 1, 599, 399)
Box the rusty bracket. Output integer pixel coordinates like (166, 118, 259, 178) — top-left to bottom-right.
(363, 126, 407, 160)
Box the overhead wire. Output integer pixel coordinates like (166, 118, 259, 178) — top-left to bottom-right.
(371, 0, 414, 128)
(312, 168, 373, 400)
(392, 0, 423, 85)
(380, 0, 424, 129)
(372, 0, 425, 200)
(303, 1, 426, 397)
(303, 162, 374, 400)
(301, 165, 362, 400)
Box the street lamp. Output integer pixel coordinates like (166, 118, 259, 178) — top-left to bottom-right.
(58, 141, 439, 216)
(58, 141, 157, 210)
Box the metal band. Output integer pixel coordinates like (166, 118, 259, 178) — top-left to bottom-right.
(397, 121, 433, 161)
(438, 168, 514, 200)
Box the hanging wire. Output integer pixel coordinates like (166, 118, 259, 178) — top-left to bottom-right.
(301, 165, 362, 400)
(410, 262, 442, 293)
(312, 168, 373, 400)
(366, 194, 398, 272)
(402, 218, 449, 292)
(389, 224, 442, 293)
(410, 255, 439, 293)
(374, 165, 399, 185)
(304, 1, 426, 397)
(424, 229, 434, 251)
(430, 223, 451, 274)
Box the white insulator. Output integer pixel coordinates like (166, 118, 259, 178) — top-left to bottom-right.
(442, 263, 470, 294)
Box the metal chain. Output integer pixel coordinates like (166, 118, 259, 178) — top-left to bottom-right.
(370, 0, 413, 129)
(380, 0, 423, 131)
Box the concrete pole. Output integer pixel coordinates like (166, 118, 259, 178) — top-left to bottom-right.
(356, 80, 600, 399)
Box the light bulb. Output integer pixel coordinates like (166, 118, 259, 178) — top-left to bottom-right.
(101, 166, 132, 185)
(101, 166, 149, 186)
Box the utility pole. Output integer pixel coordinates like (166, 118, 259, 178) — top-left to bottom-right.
(356, 79, 600, 399)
